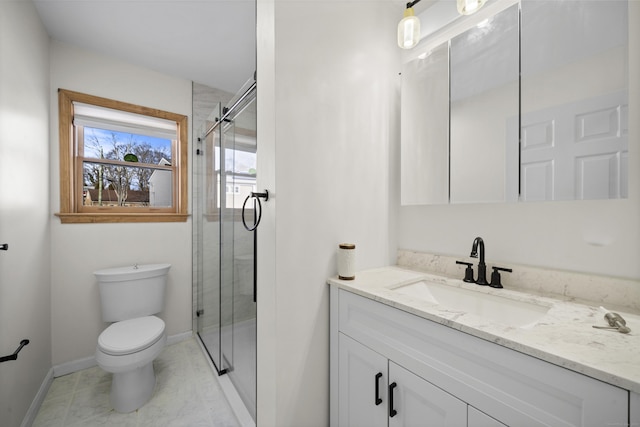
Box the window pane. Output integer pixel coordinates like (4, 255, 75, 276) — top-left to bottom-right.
(83, 162, 173, 208)
(214, 146, 256, 209)
(82, 126, 172, 165)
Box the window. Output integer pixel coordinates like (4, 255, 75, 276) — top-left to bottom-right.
(205, 128, 257, 215)
(57, 89, 188, 223)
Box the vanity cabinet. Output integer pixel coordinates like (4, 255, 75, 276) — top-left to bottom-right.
(330, 287, 628, 427)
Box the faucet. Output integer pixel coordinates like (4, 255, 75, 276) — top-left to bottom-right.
(470, 237, 489, 285)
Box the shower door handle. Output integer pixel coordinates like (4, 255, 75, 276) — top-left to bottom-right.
(241, 190, 269, 232)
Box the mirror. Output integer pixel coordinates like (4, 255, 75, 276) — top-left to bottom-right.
(520, 0, 628, 201)
(401, 42, 449, 205)
(449, 4, 519, 204)
(400, 0, 629, 205)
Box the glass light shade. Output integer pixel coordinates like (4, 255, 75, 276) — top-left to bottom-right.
(398, 7, 421, 49)
(457, 0, 487, 15)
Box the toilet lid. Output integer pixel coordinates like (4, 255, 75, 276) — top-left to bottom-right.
(98, 316, 165, 356)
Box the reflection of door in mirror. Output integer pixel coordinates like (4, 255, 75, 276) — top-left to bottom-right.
(521, 0, 628, 201)
(401, 42, 449, 205)
(449, 4, 519, 204)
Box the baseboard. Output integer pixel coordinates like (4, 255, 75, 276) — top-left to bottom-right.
(166, 330, 193, 346)
(20, 368, 54, 427)
(52, 330, 193, 378)
(53, 355, 96, 377)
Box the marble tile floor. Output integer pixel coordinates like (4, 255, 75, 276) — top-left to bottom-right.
(33, 338, 240, 427)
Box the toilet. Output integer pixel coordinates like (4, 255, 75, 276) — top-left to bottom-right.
(94, 263, 170, 413)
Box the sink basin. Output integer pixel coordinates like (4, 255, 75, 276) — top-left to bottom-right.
(392, 280, 550, 328)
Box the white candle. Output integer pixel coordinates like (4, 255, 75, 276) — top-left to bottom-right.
(337, 243, 356, 280)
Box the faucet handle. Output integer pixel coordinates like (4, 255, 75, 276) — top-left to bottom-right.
(489, 266, 512, 288)
(456, 261, 475, 283)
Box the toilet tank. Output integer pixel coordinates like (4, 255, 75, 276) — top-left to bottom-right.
(95, 264, 170, 322)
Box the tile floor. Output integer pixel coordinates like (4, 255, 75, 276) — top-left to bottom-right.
(33, 338, 240, 427)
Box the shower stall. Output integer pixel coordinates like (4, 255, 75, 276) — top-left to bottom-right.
(193, 78, 258, 421)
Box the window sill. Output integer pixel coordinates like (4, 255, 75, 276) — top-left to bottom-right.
(56, 213, 190, 224)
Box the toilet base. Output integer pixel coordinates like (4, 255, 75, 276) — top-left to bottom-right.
(110, 362, 156, 413)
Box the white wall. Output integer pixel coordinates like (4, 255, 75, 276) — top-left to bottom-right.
(49, 41, 193, 366)
(0, 1, 51, 426)
(257, 1, 400, 425)
(398, 2, 640, 280)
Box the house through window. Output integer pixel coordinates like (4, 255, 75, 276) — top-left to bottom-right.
(217, 144, 257, 207)
(57, 89, 188, 223)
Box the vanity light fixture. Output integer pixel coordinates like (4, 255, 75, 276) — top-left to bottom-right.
(398, 0, 422, 49)
(457, 0, 487, 15)
(398, 0, 487, 49)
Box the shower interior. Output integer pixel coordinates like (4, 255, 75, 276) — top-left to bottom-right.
(193, 79, 257, 422)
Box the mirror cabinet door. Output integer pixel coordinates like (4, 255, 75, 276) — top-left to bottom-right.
(449, 4, 520, 204)
(520, 0, 628, 201)
(401, 42, 449, 205)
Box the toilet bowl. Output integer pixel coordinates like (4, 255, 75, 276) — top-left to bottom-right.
(94, 264, 170, 413)
(96, 316, 166, 413)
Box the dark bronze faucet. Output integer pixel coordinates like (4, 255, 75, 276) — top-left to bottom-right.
(470, 237, 489, 285)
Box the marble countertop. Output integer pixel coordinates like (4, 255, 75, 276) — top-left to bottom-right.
(328, 266, 640, 394)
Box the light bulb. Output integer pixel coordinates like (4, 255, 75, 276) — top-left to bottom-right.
(398, 7, 421, 49)
(457, 0, 487, 15)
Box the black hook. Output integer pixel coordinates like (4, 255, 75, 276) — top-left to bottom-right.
(0, 339, 30, 363)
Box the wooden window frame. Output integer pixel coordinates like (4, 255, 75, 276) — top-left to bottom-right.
(56, 89, 189, 223)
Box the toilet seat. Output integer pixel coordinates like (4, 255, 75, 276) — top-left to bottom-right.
(98, 316, 165, 356)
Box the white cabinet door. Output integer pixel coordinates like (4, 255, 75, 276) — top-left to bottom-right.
(388, 361, 467, 427)
(338, 333, 387, 427)
(468, 406, 506, 427)
(631, 392, 640, 426)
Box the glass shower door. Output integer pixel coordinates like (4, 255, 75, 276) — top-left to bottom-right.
(220, 90, 257, 420)
(196, 103, 223, 371)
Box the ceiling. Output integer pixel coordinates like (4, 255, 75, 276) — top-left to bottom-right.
(33, 0, 257, 94)
(33, 0, 439, 95)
